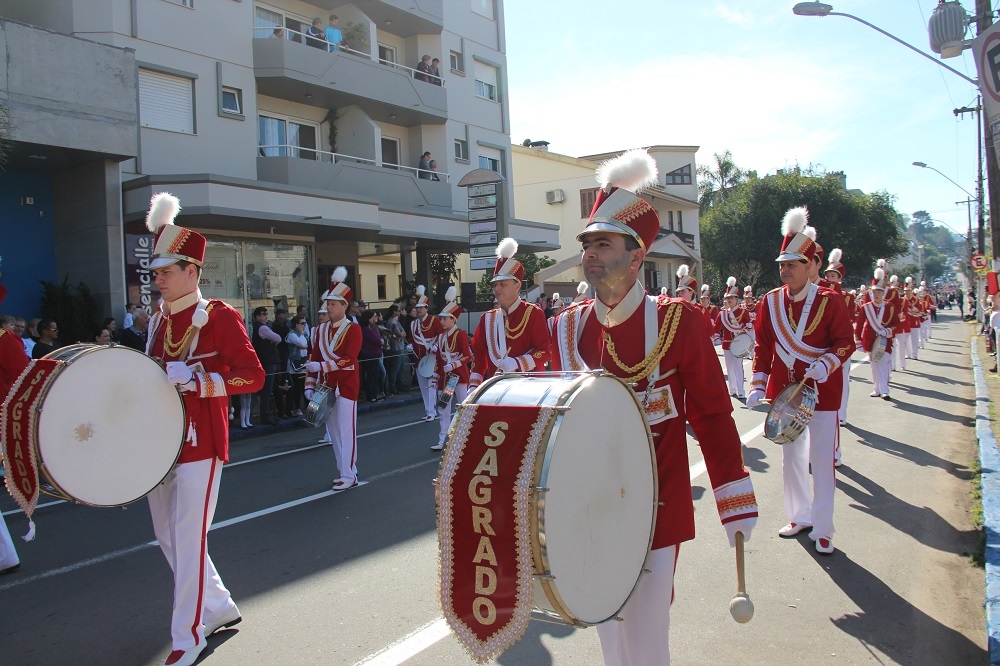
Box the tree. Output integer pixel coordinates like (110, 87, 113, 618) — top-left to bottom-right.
(474, 252, 557, 302)
(697, 150, 746, 213)
(730, 259, 763, 294)
(700, 169, 908, 293)
(430, 253, 460, 310)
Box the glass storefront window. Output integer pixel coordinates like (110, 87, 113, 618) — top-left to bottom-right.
(242, 241, 310, 318)
(201, 240, 243, 310)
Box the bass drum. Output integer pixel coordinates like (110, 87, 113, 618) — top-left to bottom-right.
(37, 344, 185, 506)
(467, 372, 657, 626)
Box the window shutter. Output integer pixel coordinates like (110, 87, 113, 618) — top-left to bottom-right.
(473, 61, 497, 87)
(139, 69, 194, 134)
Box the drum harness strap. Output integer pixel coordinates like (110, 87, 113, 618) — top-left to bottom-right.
(769, 283, 822, 386)
(412, 315, 436, 356)
(863, 300, 891, 337)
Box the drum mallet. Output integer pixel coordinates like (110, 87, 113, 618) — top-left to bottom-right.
(729, 531, 754, 623)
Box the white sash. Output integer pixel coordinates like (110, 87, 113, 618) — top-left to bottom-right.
(863, 301, 890, 337)
(554, 303, 592, 371)
(767, 283, 825, 368)
(321, 318, 353, 370)
(411, 316, 435, 349)
(720, 308, 745, 335)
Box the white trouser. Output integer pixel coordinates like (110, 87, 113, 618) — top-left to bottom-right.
(892, 336, 905, 371)
(908, 330, 920, 360)
(723, 350, 745, 397)
(325, 395, 358, 485)
(870, 350, 892, 395)
(918, 320, 927, 347)
(148, 458, 236, 651)
(239, 393, 252, 427)
(782, 411, 838, 540)
(436, 383, 470, 445)
(923, 318, 932, 340)
(597, 545, 678, 666)
(838, 358, 851, 424)
(416, 368, 436, 418)
(0, 510, 19, 570)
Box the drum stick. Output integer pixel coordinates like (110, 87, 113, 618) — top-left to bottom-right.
(729, 531, 754, 623)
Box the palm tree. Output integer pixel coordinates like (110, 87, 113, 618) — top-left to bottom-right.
(697, 150, 745, 212)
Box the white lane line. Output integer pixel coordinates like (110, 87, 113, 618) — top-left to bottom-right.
(354, 618, 452, 666)
(3, 419, 430, 516)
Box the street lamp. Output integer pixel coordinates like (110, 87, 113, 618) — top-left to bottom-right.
(791, 3, 978, 86)
(911, 161, 978, 262)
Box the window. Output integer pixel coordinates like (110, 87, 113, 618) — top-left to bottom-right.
(664, 164, 692, 185)
(677, 210, 683, 233)
(381, 137, 400, 169)
(163, 0, 194, 6)
(450, 50, 464, 73)
(667, 210, 674, 231)
(378, 44, 396, 66)
(139, 69, 194, 134)
(454, 138, 469, 161)
(221, 87, 242, 115)
(580, 187, 599, 219)
(474, 61, 498, 101)
(478, 146, 503, 175)
(471, 0, 494, 19)
(258, 114, 318, 159)
(377, 275, 387, 300)
(253, 4, 310, 42)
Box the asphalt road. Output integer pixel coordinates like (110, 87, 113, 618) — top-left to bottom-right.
(0, 308, 985, 665)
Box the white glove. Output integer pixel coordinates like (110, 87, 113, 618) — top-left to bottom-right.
(444, 362, 457, 373)
(305, 361, 322, 373)
(429, 381, 438, 392)
(745, 389, 765, 409)
(745, 323, 754, 331)
(166, 361, 193, 386)
(496, 357, 518, 373)
(803, 361, 829, 383)
(725, 521, 756, 549)
(430, 344, 439, 353)
(884, 329, 894, 338)
(304, 389, 314, 400)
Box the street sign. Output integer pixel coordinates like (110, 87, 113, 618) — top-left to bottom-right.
(468, 184, 497, 197)
(470, 246, 496, 258)
(470, 258, 496, 271)
(469, 195, 497, 210)
(470, 233, 498, 246)
(469, 220, 498, 234)
(468, 208, 497, 221)
(971, 254, 989, 272)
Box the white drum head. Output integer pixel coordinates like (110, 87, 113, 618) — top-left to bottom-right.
(730, 333, 753, 358)
(36, 346, 185, 506)
(539, 375, 655, 624)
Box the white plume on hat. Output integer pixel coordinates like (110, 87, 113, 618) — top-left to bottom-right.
(444, 285, 456, 302)
(877, 258, 886, 268)
(145, 193, 181, 233)
(496, 237, 518, 259)
(660, 287, 668, 296)
(890, 274, 899, 284)
(595, 149, 659, 193)
(921, 280, 927, 287)
(781, 207, 808, 236)
(677, 264, 690, 279)
(803, 225, 817, 241)
(577, 281, 589, 296)
(829, 248, 842, 264)
(874, 267, 885, 281)
(701, 284, 711, 295)
(552, 292, 560, 301)
(331, 266, 347, 283)
(727, 276, 737, 288)
(416, 285, 426, 296)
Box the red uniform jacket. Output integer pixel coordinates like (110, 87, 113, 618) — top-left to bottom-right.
(306, 318, 362, 401)
(700, 303, 719, 336)
(714, 306, 753, 350)
(550, 282, 756, 549)
(860, 299, 896, 354)
(410, 314, 443, 361)
(470, 299, 549, 384)
(0, 329, 29, 400)
(434, 327, 472, 385)
(148, 293, 265, 464)
(750, 283, 855, 412)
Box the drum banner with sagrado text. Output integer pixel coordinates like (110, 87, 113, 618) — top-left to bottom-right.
(2, 360, 59, 529)
(437, 403, 557, 664)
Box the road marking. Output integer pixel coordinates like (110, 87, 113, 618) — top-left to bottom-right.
(354, 618, 452, 666)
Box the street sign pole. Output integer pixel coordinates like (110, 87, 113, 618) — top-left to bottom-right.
(458, 169, 507, 310)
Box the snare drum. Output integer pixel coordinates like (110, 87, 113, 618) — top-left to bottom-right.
(417, 354, 436, 378)
(729, 332, 754, 359)
(467, 372, 657, 626)
(34, 344, 185, 506)
(304, 384, 336, 427)
(763, 380, 817, 445)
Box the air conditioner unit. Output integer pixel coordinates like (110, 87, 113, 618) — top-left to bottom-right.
(545, 189, 565, 204)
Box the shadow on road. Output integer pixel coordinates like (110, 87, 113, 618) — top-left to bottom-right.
(805, 547, 987, 664)
(836, 466, 979, 556)
(887, 382, 976, 407)
(887, 399, 975, 427)
(742, 445, 769, 475)
(843, 424, 974, 480)
(496, 619, 575, 665)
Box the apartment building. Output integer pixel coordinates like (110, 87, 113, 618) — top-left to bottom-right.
(512, 143, 703, 297)
(0, 0, 557, 320)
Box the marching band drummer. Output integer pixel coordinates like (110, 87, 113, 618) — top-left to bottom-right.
(429, 287, 471, 452)
(699, 283, 719, 342)
(144, 194, 265, 666)
(550, 150, 757, 665)
(468, 238, 549, 390)
(410, 285, 443, 422)
(305, 268, 363, 492)
(746, 206, 854, 556)
(715, 276, 753, 399)
(0, 285, 28, 576)
(860, 268, 895, 400)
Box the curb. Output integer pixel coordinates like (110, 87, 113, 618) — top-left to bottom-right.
(971, 336, 1000, 665)
(228, 391, 425, 441)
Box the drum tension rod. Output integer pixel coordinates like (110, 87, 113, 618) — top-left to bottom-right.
(529, 485, 549, 492)
(532, 573, 556, 580)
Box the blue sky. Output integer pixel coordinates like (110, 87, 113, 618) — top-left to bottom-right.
(504, 1, 982, 240)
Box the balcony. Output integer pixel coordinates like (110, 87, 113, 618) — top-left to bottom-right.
(350, 0, 443, 36)
(257, 146, 452, 212)
(252, 32, 447, 126)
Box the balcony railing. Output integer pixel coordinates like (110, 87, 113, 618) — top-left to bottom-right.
(655, 228, 697, 250)
(258, 144, 450, 182)
(252, 26, 445, 86)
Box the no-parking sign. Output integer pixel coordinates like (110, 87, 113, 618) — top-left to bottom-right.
(971, 253, 989, 272)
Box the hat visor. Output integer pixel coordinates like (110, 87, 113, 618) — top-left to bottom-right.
(321, 293, 348, 303)
(149, 256, 181, 270)
(675, 286, 693, 295)
(775, 252, 809, 262)
(576, 220, 644, 248)
(491, 274, 519, 283)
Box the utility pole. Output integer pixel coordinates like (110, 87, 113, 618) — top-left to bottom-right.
(977, 1, 995, 259)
